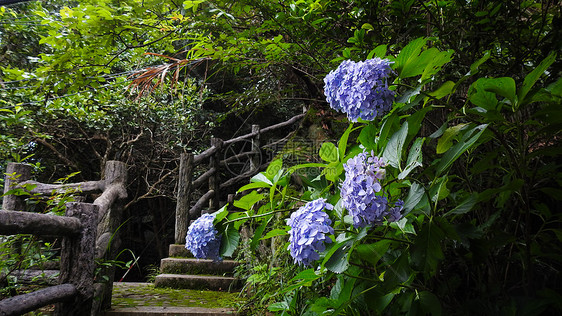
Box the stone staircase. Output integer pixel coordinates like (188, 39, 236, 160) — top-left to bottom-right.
(104, 245, 243, 316)
(154, 245, 241, 292)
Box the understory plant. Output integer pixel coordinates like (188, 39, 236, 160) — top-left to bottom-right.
(185, 37, 562, 315)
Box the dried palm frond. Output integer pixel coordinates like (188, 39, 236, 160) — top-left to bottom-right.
(127, 53, 209, 99)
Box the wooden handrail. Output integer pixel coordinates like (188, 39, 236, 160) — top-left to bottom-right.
(0, 202, 97, 316)
(224, 113, 304, 145)
(0, 283, 77, 316)
(0, 211, 82, 236)
(192, 167, 216, 189)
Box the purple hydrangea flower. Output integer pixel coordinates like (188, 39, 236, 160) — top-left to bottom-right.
(341, 151, 389, 227)
(387, 199, 404, 223)
(324, 58, 394, 122)
(185, 213, 222, 261)
(287, 198, 335, 266)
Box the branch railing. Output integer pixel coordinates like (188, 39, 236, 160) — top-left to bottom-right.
(174, 113, 305, 244)
(0, 161, 127, 315)
(0, 203, 97, 316)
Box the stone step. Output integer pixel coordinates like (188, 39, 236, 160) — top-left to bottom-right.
(104, 306, 237, 316)
(154, 274, 240, 292)
(169, 244, 191, 258)
(160, 258, 238, 276)
(108, 282, 242, 315)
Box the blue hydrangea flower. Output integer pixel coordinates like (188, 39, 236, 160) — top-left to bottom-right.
(387, 199, 404, 223)
(341, 151, 389, 227)
(287, 198, 335, 266)
(185, 213, 222, 261)
(324, 58, 394, 122)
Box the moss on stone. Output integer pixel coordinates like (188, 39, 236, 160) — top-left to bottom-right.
(111, 283, 245, 309)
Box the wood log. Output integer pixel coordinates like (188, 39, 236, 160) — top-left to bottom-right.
(192, 167, 216, 189)
(209, 138, 223, 211)
(2, 162, 32, 211)
(188, 190, 215, 218)
(175, 153, 193, 244)
(250, 124, 260, 171)
(0, 211, 81, 236)
(56, 202, 97, 316)
(18, 180, 103, 196)
(0, 269, 59, 285)
(193, 146, 218, 165)
(223, 113, 305, 145)
(92, 161, 127, 315)
(220, 151, 258, 166)
(0, 283, 77, 316)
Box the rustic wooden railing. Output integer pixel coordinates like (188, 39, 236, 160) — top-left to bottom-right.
(0, 202, 97, 316)
(0, 161, 127, 315)
(175, 113, 305, 244)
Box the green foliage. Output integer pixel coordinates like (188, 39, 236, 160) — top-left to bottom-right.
(213, 36, 561, 315)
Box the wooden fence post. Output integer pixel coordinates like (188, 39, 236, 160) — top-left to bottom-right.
(2, 162, 32, 211)
(175, 153, 193, 244)
(208, 138, 223, 212)
(93, 160, 127, 315)
(55, 202, 97, 316)
(250, 125, 260, 171)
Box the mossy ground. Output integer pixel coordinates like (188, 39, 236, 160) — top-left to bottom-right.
(111, 282, 245, 309)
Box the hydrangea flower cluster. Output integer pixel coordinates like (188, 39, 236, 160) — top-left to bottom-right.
(185, 213, 222, 261)
(323, 57, 394, 122)
(341, 151, 393, 228)
(287, 198, 335, 266)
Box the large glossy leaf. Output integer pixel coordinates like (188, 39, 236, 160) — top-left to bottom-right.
(395, 37, 428, 78)
(398, 137, 424, 179)
(519, 51, 557, 105)
(233, 191, 265, 211)
(219, 224, 240, 257)
(403, 182, 425, 214)
(319, 142, 338, 162)
(382, 121, 408, 169)
(482, 77, 517, 106)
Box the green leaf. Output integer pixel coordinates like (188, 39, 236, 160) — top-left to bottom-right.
(429, 176, 449, 203)
(411, 223, 445, 274)
(212, 206, 228, 223)
(519, 51, 557, 105)
(469, 79, 499, 110)
(384, 252, 410, 287)
(338, 124, 354, 159)
(250, 216, 272, 250)
(398, 137, 424, 179)
(382, 121, 409, 169)
(436, 124, 488, 176)
(483, 77, 517, 106)
(265, 158, 283, 180)
(418, 291, 442, 316)
(367, 44, 388, 59)
(436, 123, 468, 154)
(425, 81, 455, 105)
(420, 49, 454, 82)
(403, 182, 424, 214)
(468, 50, 491, 76)
(359, 124, 378, 151)
(355, 240, 391, 266)
(444, 193, 479, 216)
(250, 173, 273, 186)
(219, 224, 240, 258)
(395, 37, 428, 78)
(233, 191, 265, 211)
(260, 227, 289, 240)
(237, 181, 271, 192)
(319, 142, 338, 162)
